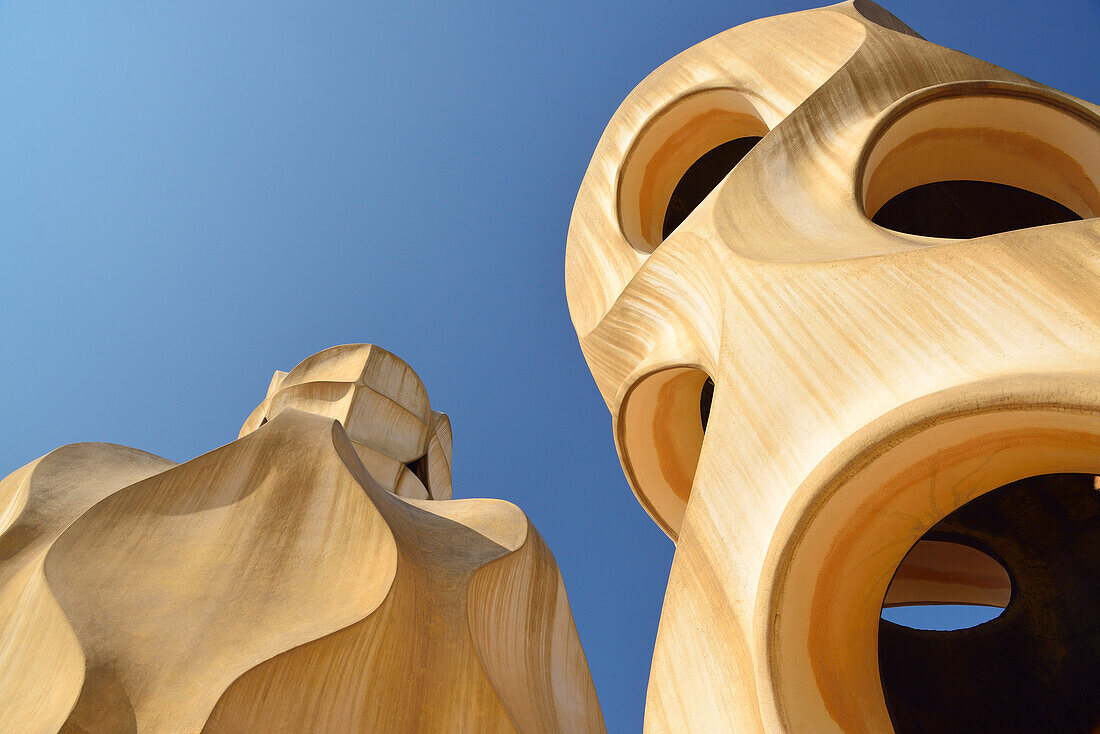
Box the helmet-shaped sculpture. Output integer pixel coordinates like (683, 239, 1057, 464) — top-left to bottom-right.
(566, 2, 1100, 732)
(240, 343, 456, 500)
(0, 344, 605, 733)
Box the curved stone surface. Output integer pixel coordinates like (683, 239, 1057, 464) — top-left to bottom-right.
(0, 345, 604, 733)
(880, 473, 1100, 733)
(567, 1, 1100, 731)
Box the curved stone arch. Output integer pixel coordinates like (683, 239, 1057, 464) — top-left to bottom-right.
(756, 375, 1100, 732)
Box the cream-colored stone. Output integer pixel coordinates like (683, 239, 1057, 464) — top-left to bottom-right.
(0, 345, 604, 733)
(567, 2, 1100, 731)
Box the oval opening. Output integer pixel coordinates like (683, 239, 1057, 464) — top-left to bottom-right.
(880, 539, 1010, 631)
(662, 137, 761, 240)
(618, 89, 771, 251)
(618, 367, 714, 539)
(861, 85, 1100, 239)
(872, 180, 1081, 238)
(879, 473, 1100, 733)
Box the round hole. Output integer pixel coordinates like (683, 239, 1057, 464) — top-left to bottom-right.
(618, 89, 772, 251)
(872, 180, 1081, 238)
(879, 473, 1100, 733)
(662, 137, 761, 240)
(880, 539, 1010, 630)
(617, 367, 714, 539)
(861, 84, 1100, 239)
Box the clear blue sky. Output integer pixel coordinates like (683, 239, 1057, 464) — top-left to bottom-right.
(0, 1, 1096, 731)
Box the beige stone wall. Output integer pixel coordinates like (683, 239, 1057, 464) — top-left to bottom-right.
(566, 1, 1100, 730)
(0, 344, 605, 733)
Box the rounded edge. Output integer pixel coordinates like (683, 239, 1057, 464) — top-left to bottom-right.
(857, 81, 1100, 231)
(754, 374, 1100, 733)
(616, 88, 774, 253)
(615, 364, 715, 540)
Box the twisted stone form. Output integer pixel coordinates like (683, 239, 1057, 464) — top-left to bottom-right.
(0, 345, 605, 733)
(567, 1, 1100, 731)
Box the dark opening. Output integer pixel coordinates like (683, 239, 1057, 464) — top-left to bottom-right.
(662, 137, 761, 240)
(699, 377, 714, 431)
(405, 455, 431, 498)
(879, 473, 1100, 733)
(872, 180, 1081, 238)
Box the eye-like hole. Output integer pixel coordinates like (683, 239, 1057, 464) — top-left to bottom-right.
(617, 89, 773, 252)
(880, 540, 1010, 630)
(617, 367, 714, 539)
(861, 84, 1100, 240)
(879, 473, 1100, 733)
(872, 180, 1081, 238)
(663, 137, 761, 240)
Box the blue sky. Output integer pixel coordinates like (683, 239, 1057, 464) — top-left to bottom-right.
(1, 1, 1096, 731)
